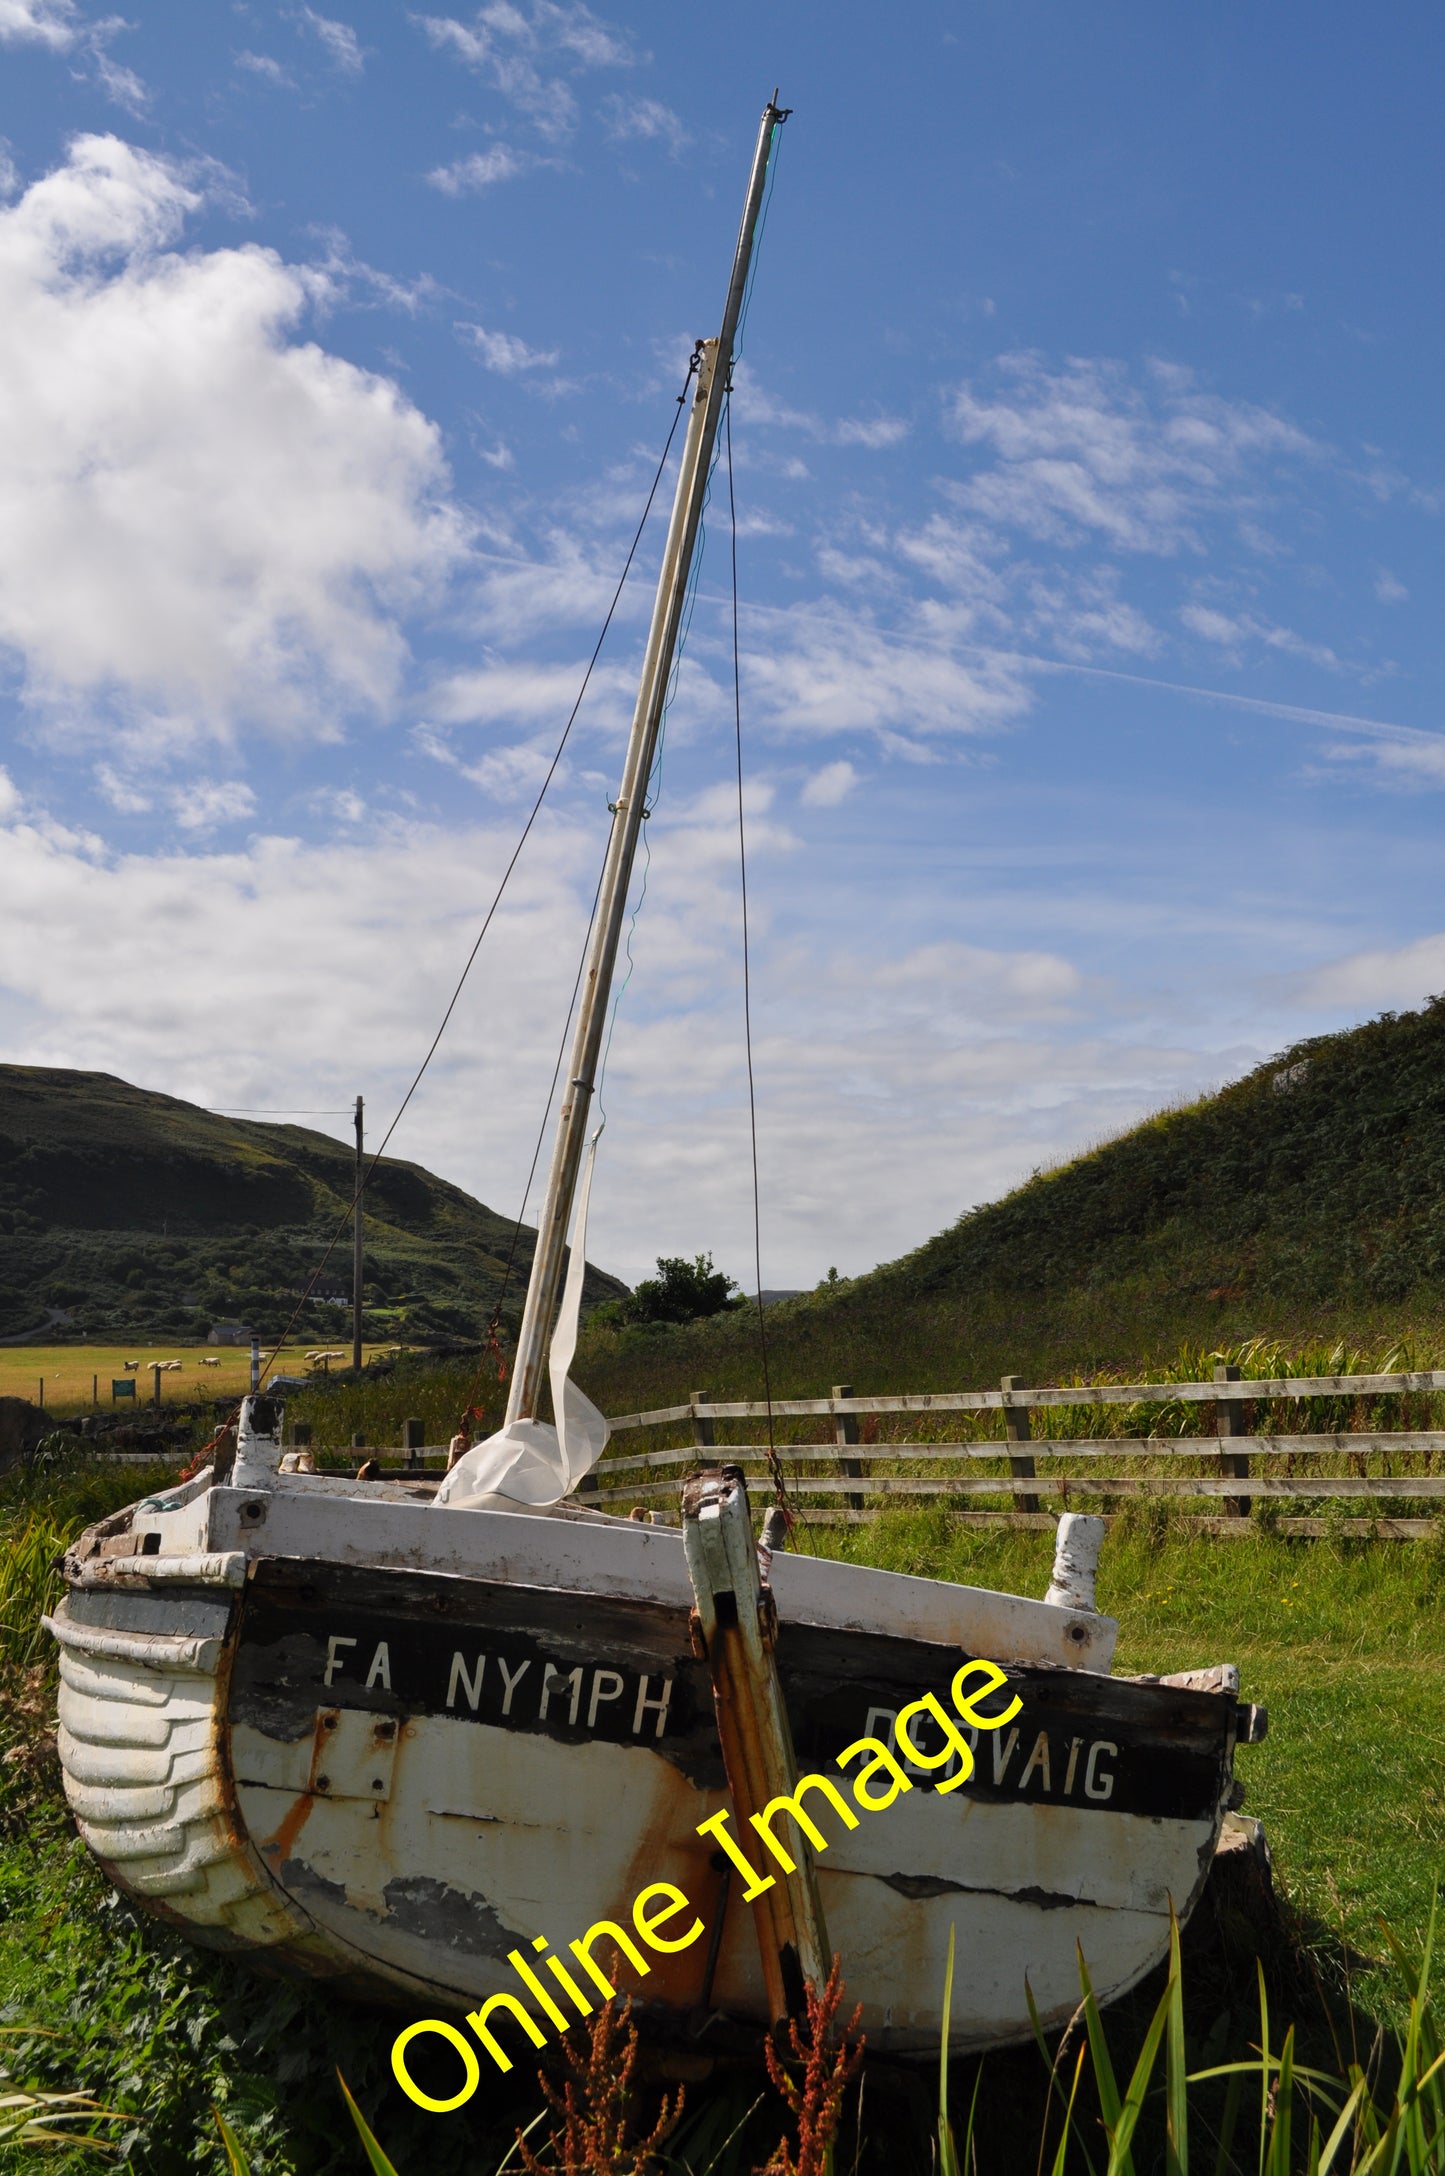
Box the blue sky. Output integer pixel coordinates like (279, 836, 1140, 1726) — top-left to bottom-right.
(0, 1, 1440, 1289)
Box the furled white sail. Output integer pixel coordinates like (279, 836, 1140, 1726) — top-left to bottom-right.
(432, 1137, 609, 1510)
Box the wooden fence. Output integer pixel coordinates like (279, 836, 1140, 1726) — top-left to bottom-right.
(584, 1368, 1445, 1536)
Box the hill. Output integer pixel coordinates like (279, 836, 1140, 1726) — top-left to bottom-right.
(575, 997, 1445, 1409)
(0, 1067, 625, 1344)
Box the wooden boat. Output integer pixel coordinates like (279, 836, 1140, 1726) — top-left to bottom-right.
(47, 97, 1266, 2062)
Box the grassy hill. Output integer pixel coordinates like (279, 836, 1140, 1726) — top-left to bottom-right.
(0, 1066, 624, 1345)
(574, 997, 1445, 1411)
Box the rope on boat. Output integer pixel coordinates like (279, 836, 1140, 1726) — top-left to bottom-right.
(449, 355, 701, 1439)
(725, 394, 792, 1534)
(234, 357, 701, 1420)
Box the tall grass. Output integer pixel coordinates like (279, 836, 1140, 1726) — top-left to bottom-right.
(1019, 1899, 1445, 2175)
(0, 1453, 178, 1674)
(284, 1358, 504, 1454)
(0, 1510, 67, 1669)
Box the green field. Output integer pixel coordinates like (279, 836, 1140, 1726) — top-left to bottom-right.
(0, 1342, 401, 1418)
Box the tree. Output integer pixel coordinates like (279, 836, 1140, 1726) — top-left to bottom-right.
(625, 1252, 741, 1326)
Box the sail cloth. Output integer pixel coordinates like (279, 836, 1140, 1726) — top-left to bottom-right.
(432, 1138, 609, 1511)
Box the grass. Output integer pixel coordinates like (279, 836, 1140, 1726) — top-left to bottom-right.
(0, 1344, 405, 1420)
(284, 1350, 509, 1453)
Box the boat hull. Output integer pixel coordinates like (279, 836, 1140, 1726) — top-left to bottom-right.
(52, 1495, 1240, 2056)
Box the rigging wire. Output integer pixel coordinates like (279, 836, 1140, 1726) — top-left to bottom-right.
(451, 853, 607, 1431)
(724, 394, 792, 1531)
(232, 358, 698, 1413)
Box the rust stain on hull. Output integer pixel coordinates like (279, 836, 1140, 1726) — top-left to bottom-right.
(259, 1787, 319, 1869)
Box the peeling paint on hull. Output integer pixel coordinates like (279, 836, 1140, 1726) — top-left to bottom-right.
(50, 1484, 1241, 2056)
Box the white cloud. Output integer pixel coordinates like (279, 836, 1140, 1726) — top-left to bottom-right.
(833, 415, 910, 449)
(0, 767, 19, 816)
(1287, 932, 1445, 1014)
(741, 605, 1031, 750)
(417, 723, 560, 799)
(426, 144, 525, 194)
(458, 320, 559, 373)
(0, 0, 75, 47)
(0, 1, 147, 106)
(418, 2, 632, 140)
(867, 939, 1085, 1020)
(170, 780, 258, 832)
(1317, 734, 1445, 790)
(731, 366, 909, 452)
(94, 763, 151, 813)
(424, 653, 635, 730)
(800, 759, 856, 808)
(92, 50, 147, 112)
(467, 534, 638, 641)
(946, 353, 1316, 555)
(1179, 603, 1344, 671)
(237, 50, 295, 86)
(601, 94, 686, 154)
(309, 785, 367, 823)
(0, 135, 468, 757)
(1375, 568, 1408, 604)
(299, 8, 364, 75)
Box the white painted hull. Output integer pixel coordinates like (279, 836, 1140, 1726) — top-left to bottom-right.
(51, 1461, 1248, 2056)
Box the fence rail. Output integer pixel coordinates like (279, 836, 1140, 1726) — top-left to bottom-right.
(589, 1370, 1445, 1531)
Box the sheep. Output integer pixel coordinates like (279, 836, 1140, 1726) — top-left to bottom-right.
(199, 1356, 220, 1368)
(123, 1359, 140, 1371)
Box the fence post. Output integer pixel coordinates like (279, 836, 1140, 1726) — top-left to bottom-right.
(690, 1389, 715, 1452)
(152, 1364, 162, 1409)
(403, 1418, 425, 1466)
(1215, 1362, 1250, 1520)
(1001, 1374, 1037, 1518)
(92, 1373, 98, 1408)
(38, 1377, 44, 1412)
(833, 1382, 864, 1510)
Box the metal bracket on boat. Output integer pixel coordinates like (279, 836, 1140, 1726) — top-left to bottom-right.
(681, 1463, 831, 2029)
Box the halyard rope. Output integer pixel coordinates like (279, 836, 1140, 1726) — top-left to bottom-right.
(231, 360, 699, 1423)
(724, 394, 791, 1531)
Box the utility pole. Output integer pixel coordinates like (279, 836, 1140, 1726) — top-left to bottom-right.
(352, 1094, 365, 1372)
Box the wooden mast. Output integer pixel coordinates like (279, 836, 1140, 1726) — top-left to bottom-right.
(506, 96, 787, 1425)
